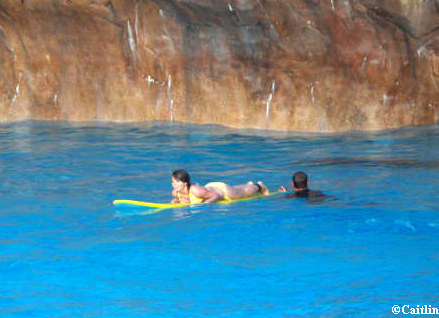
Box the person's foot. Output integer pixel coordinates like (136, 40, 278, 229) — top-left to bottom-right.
(257, 181, 270, 195)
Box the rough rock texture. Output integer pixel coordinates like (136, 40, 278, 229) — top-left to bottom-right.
(0, 0, 439, 131)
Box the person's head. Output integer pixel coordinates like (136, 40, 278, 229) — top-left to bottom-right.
(292, 171, 308, 190)
(172, 169, 191, 191)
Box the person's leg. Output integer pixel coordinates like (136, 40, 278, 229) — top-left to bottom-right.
(224, 182, 269, 200)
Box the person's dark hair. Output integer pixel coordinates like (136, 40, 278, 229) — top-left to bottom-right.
(172, 169, 191, 186)
(293, 171, 308, 189)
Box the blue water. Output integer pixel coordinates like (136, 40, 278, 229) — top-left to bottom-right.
(1, 121, 438, 317)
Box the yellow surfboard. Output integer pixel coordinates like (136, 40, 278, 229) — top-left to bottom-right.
(113, 192, 281, 210)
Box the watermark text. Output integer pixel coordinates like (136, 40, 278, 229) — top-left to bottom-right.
(392, 305, 439, 315)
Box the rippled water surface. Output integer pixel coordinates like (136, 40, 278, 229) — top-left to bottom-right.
(0, 121, 438, 317)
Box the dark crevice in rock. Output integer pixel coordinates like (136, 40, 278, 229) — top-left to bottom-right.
(105, 1, 117, 19)
(403, 32, 418, 93)
(365, 5, 419, 40)
(365, 4, 419, 93)
(0, 4, 11, 20)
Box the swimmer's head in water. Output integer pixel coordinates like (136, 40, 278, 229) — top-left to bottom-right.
(172, 169, 191, 190)
(293, 171, 308, 189)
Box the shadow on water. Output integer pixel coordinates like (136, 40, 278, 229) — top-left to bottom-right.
(293, 157, 439, 169)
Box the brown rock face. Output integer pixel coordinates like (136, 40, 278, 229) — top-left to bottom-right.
(0, 0, 438, 131)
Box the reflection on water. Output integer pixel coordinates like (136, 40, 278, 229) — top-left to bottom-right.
(0, 121, 438, 317)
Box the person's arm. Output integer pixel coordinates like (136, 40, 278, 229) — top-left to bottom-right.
(270, 186, 295, 200)
(171, 189, 180, 203)
(278, 185, 288, 192)
(191, 185, 221, 203)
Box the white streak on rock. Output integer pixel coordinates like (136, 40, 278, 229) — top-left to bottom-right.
(127, 20, 136, 56)
(135, 3, 139, 45)
(145, 75, 165, 87)
(0, 25, 14, 54)
(416, 39, 432, 57)
(310, 84, 315, 105)
(11, 84, 19, 104)
(167, 74, 172, 91)
(265, 80, 276, 119)
(11, 73, 22, 105)
(167, 74, 174, 121)
(158, 8, 175, 52)
(170, 99, 174, 122)
(383, 94, 394, 104)
(146, 75, 155, 86)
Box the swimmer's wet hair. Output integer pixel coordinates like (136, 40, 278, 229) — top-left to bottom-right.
(172, 169, 191, 185)
(293, 171, 308, 188)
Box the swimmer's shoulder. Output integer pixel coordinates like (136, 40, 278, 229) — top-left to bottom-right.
(277, 189, 335, 202)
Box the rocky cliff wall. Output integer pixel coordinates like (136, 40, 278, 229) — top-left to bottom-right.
(0, 0, 438, 131)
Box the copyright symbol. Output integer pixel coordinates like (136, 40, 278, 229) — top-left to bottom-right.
(392, 305, 401, 315)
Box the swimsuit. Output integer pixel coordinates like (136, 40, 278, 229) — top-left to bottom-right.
(253, 182, 263, 194)
(188, 188, 204, 204)
(177, 187, 204, 204)
(204, 182, 231, 201)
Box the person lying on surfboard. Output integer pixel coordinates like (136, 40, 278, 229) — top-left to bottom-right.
(171, 169, 269, 204)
